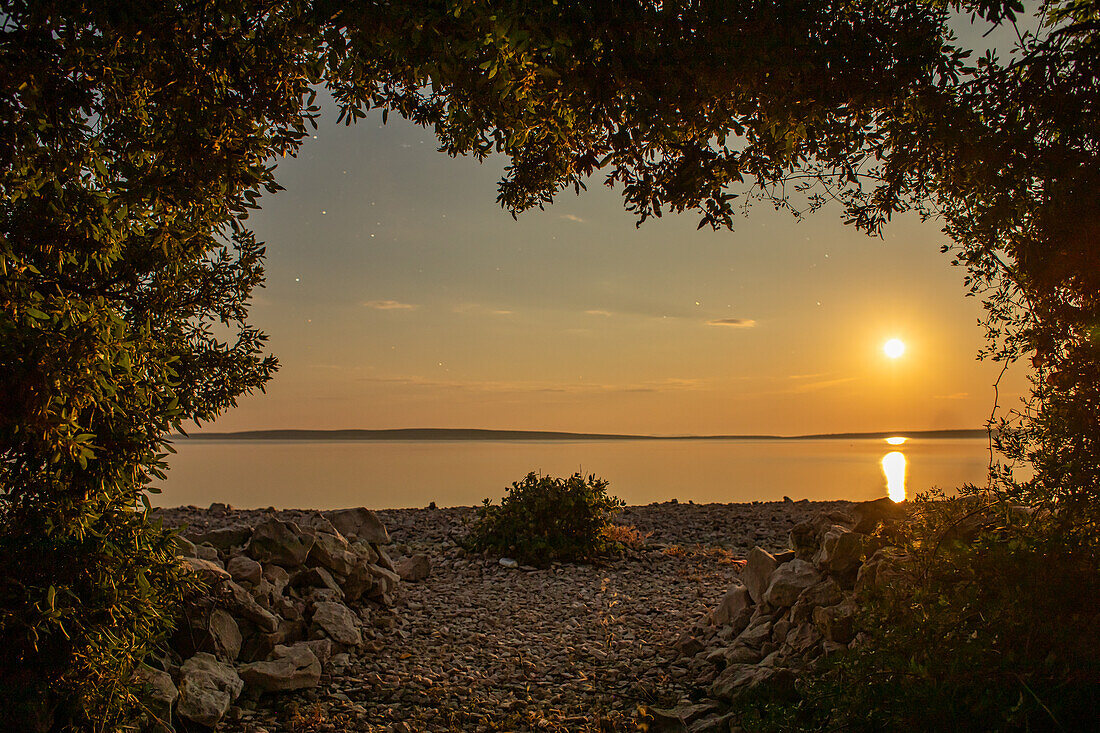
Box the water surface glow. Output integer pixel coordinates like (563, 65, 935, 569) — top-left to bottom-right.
(881, 450, 907, 502)
(885, 436, 907, 445)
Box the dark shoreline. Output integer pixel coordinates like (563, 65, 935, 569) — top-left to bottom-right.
(174, 427, 991, 442)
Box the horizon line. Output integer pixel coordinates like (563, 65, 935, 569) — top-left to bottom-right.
(174, 427, 993, 441)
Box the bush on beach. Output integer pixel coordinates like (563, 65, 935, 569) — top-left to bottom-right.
(466, 472, 626, 565)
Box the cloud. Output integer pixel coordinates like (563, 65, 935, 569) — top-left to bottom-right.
(559, 214, 586, 223)
(452, 303, 513, 315)
(707, 318, 757, 328)
(786, 376, 856, 393)
(359, 375, 702, 395)
(364, 299, 417, 310)
(585, 309, 613, 317)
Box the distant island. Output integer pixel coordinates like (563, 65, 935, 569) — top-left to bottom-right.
(175, 427, 992, 441)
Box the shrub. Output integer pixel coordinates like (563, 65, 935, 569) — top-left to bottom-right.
(740, 492, 1100, 732)
(466, 472, 625, 565)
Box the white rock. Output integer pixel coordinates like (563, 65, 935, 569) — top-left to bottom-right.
(176, 652, 243, 728)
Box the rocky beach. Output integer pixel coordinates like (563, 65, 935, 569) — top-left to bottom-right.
(150, 499, 860, 732)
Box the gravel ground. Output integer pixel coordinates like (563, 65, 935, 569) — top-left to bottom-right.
(159, 500, 850, 732)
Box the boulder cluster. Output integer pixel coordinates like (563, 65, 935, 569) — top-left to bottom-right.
(137, 507, 421, 731)
(645, 498, 907, 733)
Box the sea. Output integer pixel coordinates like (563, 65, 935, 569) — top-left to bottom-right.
(154, 436, 999, 510)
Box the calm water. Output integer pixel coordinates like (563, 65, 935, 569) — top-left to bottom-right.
(155, 437, 994, 510)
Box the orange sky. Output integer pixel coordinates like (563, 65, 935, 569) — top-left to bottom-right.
(198, 103, 1029, 437)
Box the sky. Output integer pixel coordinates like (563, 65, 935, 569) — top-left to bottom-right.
(204, 16, 1033, 436)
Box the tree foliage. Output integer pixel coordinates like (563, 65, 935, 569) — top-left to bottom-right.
(1, 0, 1096, 729)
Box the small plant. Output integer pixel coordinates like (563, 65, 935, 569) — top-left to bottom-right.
(599, 523, 651, 551)
(466, 472, 625, 565)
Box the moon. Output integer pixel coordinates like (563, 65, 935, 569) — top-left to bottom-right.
(883, 338, 906, 359)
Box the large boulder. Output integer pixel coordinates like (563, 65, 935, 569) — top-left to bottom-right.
(247, 519, 315, 568)
(763, 559, 822, 608)
(742, 547, 778, 604)
(638, 702, 723, 733)
(311, 601, 363, 647)
(219, 580, 279, 633)
(708, 584, 753, 635)
(308, 532, 359, 577)
(183, 557, 230, 586)
(171, 604, 242, 661)
(790, 578, 844, 625)
(175, 653, 243, 728)
(186, 525, 253, 550)
(324, 508, 389, 544)
(394, 553, 431, 582)
(814, 601, 857, 644)
(227, 555, 262, 586)
(812, 525, 865, 576)
(133, 664, 177, 733)
(708, 663, 796, 703)
(850, 497, 907, 534)
(239, 643, 322, 693)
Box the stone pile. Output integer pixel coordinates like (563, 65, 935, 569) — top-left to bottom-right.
(137, 507, 408, 731)
(644, 497, 907, 733)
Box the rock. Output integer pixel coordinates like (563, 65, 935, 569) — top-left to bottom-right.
(227, 555, 262, 586)
(308, 532, 359, 577)
(176, 653, 243, 728)
(340, 562, 375, 603)
(742, 547, 778, 603)
(850, 497, 906, 534)
(374, 545, 397, 572)
(239, 643, 322, 693)
(763, 559, 822, 608)
(208, 608, 243, 661)
(291, 566, 343, 595)
(790, 578, 844, 625)
(184, 557, 230, 586)
(812, 525, 864, 575)
(324, 508, 389, 544)
(187, 525, 253, 550)
(367, 564, 401, 597)
(723, 643, 763, 665)
(173, 535, 197, 558)
(195, 544, 221, 563)
(639, 702, 721, 732)
(302, 638, 334, 665)
(262, 564, 290, 595)
(708, 584, 752, 635)
(311, 601, 362, 647)
(498, 558, 519, 569)
(784, 622, 823, 656)
(247, 519, 315, 568)
(171, 603, 242, 662)
(735, 619, 772, 650)
(814, 601, 857, 644)
(394, 553, 431, 582)
(133, 663, 177, 732)
(675, 634, 705, 657)
(297, 511, 343, 538)
(708, 663, 796, 703)
(219, 580, 279, 633)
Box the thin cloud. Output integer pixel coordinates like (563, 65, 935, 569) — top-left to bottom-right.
(559, 214, 586, 223)
(364, 299, 417, 310)
(787, 376, 856, 394)
(359, 375, 702, 395)
(452, 303, 513, 316)
(934, 392, 970, 400)
(707, 318, 757, 328)
(585, 309, 613, 317)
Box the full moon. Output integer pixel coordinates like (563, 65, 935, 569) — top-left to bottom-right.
(884, 338, 906, 359)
